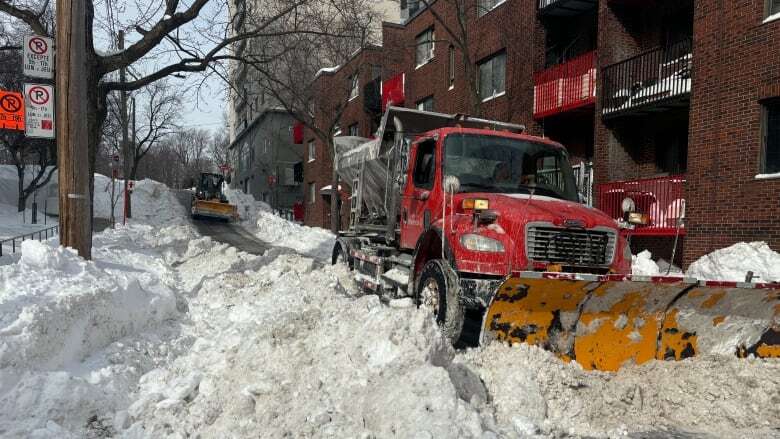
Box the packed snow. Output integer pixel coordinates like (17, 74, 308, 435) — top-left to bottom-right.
(1, 179, 780, 438)
(224, 185, 335, 260)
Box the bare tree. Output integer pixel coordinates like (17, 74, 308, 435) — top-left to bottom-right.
(0, 0, 364, 256)
(226, 0, 383, 231)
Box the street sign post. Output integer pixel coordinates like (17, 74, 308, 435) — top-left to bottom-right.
(0, 90, 25, 130)
(24, 83, 55, 138)
(23, 35, 54, 79)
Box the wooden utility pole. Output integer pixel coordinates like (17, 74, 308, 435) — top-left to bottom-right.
(56, 0, 93, 259)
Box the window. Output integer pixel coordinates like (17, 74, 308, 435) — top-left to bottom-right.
(448, 45, 455, 89)
(308, 140, 316, 162)
(412, 140, 436, 189)
(415, 28, 435, 67)
(478, 51, 506, 101)
(416, 96, 434, 112)
(348, 123, 359, 136)
(767, 0, 780, 18)
(349, 74, 359, 100)
(478, 0, 504, 17)
(308, 183, 316, 204)
(762, 100, 780, 174)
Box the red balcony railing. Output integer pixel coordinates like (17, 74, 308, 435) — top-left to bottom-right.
(596, 175, 686, 236)
(533, 51, 596, 119)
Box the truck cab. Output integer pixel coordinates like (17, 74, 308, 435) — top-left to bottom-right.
(333, 107, 630, 342)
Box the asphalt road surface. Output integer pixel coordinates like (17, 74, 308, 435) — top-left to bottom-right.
(175, 190, 270, 256)
(192, 218, 269, 255)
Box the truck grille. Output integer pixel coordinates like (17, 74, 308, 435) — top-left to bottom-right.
(526, 226, 615, 266)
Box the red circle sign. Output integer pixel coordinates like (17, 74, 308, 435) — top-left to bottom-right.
(28, 37, 48, 55)
(28, 86, 49, 105)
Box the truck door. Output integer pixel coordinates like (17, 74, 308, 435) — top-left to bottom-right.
(400, 138, 438, 249)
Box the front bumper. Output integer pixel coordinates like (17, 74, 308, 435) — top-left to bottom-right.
(459, 275, 504, 309)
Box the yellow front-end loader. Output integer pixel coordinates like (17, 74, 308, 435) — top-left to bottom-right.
(191, 173, 239, 221)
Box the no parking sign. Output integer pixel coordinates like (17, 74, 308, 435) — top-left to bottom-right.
(24, 83, 55, 138)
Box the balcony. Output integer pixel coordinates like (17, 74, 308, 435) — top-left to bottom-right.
(538, 0, 597, 16)
(533, 51, 596, 119)
(596, 175, 686, 236)
(601, 38, 692, 118)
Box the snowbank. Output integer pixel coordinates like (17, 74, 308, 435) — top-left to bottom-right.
(0, 165, 57, 209)
(92, 175, 187, 226)
(223, 184, 335, 260)
(0, 225, 191, 437)
(686, 241, 780, 282)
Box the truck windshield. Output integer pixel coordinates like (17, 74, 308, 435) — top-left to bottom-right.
(444, 133, 579, 202)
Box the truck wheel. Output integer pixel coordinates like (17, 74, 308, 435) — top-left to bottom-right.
(416, 259, 464, 344)
(331, 242, 352, 269)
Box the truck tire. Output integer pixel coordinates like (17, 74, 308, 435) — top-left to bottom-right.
(416, 259, 465, 344)
(331, 242, 353, 269)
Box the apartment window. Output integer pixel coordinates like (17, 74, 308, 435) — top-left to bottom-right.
(478, 51, 506, 101)
(448, 45, 455, 89)
(308, 182, 316, 204)
(348, 123, 359, 136)
(416, 96, 434, 112)
(478, 0, 505, 17)
(768, 0, 780, 18)
(349, 74, 359, 100)
(415, 28, 435, 67)
(308, 140, 316, 162)
(762, 100, 780, 174)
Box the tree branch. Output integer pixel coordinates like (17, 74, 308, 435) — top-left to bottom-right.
(0, 0, 49, 36)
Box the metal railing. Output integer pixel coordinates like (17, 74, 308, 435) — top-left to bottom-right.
(601, 38, 692, 117)
(538, 0, 597, 14)
(595, 175, 686, 236)
(533, 51, 597, 119)
(0, 225, 59, 257)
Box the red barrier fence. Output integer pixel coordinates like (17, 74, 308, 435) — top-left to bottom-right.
(596, 174, 686, 236)
(533, 51, 596, 119)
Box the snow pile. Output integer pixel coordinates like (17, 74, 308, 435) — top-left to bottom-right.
(253, 211, 335, 260)
(122, 247, 780, 438)
(631, 250, 661, 276)
(222, 184, 335, 260)
(0, 165, 57, 209)
(92, 175, 187, 226)
(221, 184, 271, 225)
(463, 343, 780, 438)
(0, 225, 190, 437)
(686, 241, 780, 282)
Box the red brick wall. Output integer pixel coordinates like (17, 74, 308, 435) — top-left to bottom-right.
(683, 0, 780, 265)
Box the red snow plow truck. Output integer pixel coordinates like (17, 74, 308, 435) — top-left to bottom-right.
(332, 107, 779, 371)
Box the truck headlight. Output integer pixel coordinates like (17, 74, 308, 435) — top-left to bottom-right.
(460, 234, 505, 253)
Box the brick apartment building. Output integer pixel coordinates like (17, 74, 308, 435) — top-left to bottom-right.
(303, 0, 780, 267)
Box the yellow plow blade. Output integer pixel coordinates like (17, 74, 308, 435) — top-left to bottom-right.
(482, 273, 780, 371)
(192, 200, 239, 221)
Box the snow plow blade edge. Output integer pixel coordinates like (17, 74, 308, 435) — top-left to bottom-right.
(192, 200, 239, 221)
(481, 273, 780, 371)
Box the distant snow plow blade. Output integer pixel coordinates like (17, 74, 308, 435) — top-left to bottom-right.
(482, 272, 780, 371)
(192, 200, 238, 221)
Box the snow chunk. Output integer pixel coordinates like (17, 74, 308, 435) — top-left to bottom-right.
(686, 241, 780, 282)
(631, 250, 660, 276)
